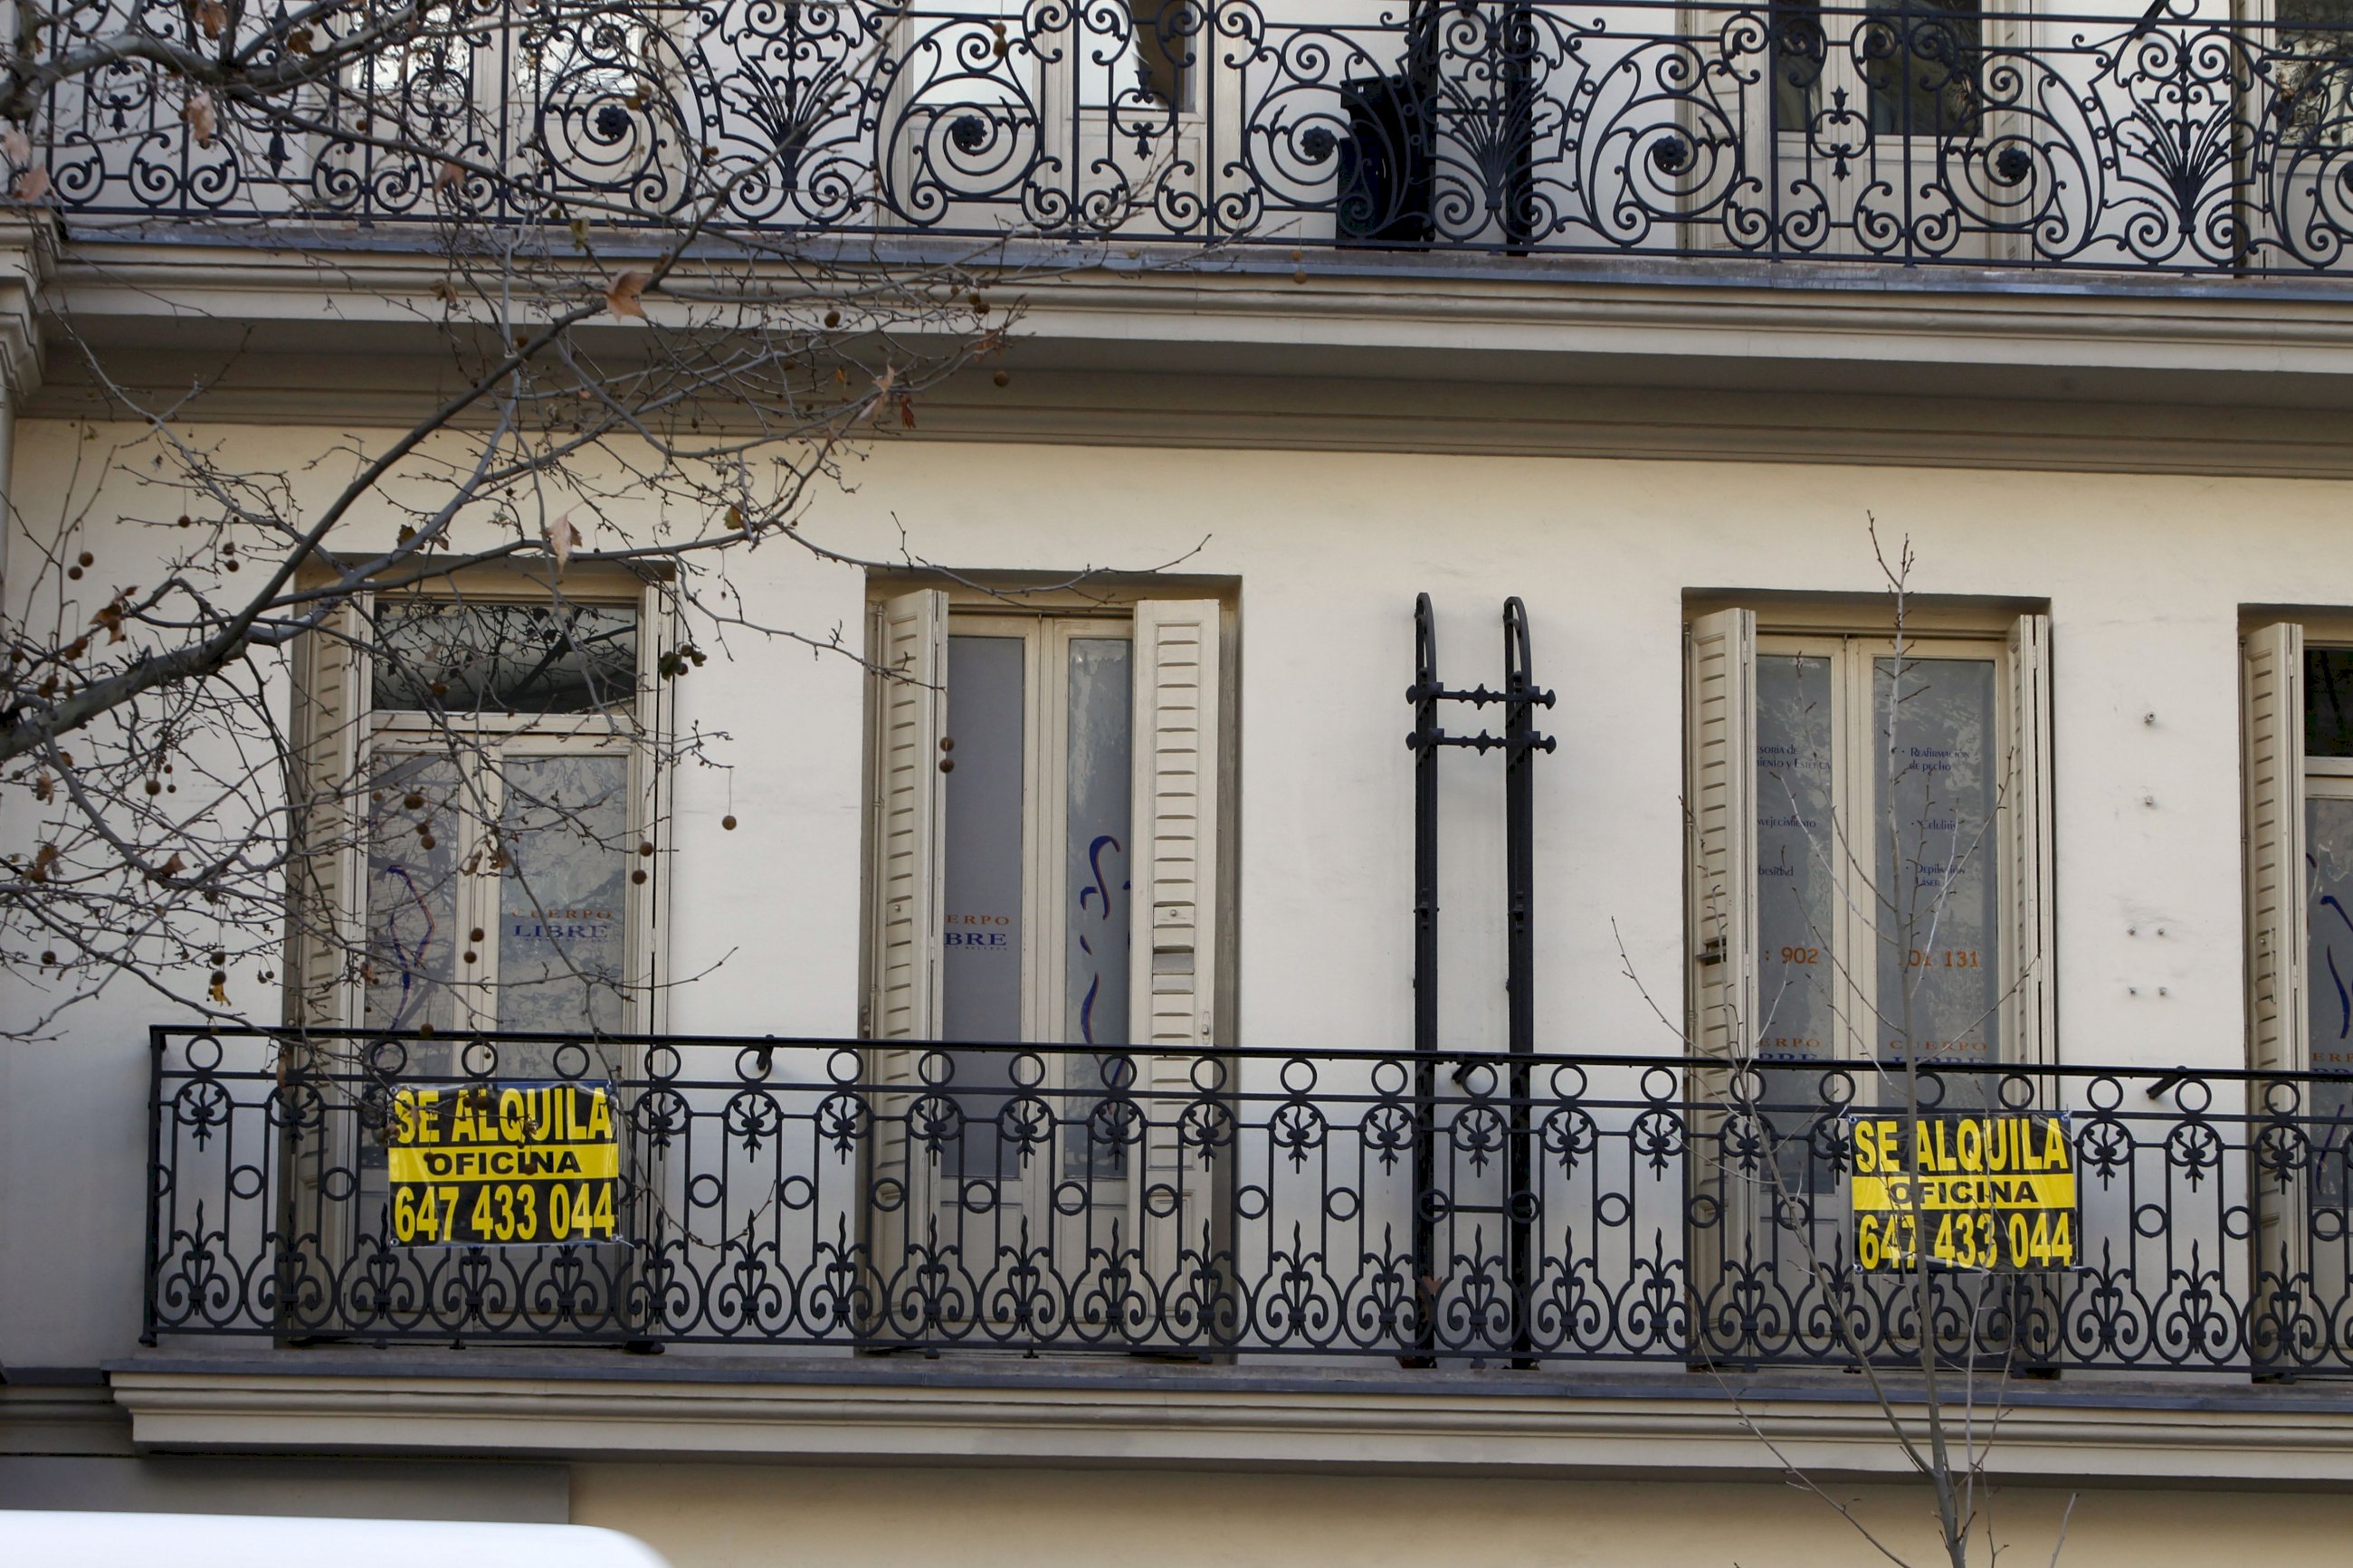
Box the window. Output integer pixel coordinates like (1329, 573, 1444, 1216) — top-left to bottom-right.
(862, 587, 1228, 1298)
(290, 578, 668, 1050)
(2245, 625, 2353, 1123)
(1772, 0, 1983, 139)
(1687, 606, 2055, 1089)
(2240, 622, 2353, 1304)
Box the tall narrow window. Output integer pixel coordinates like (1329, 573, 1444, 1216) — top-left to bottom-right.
(2246, 629, 2353, 1181)
(864, 590, 1224, 1326)
(1691, 610, 2054, 1083)
(359, 597, 646, 1062)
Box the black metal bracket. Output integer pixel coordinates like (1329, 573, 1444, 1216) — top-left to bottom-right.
(1405, 593, 1555, 1365)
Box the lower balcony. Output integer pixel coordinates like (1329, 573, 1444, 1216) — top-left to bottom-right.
(142, 1027, 2353, 1374)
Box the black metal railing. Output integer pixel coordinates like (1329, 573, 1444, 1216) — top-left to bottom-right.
(34, 1, 2353, 276)
(144, 1026, 2353, 1371)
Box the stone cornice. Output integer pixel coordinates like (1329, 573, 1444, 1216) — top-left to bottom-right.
(102, 1356, 2353, 1486)
(46, 239, 2353, 376)
(36, 235, 2353, 476)
(0, 213, 57, 399)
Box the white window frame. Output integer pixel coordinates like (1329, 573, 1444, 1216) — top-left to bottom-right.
(1687, 603, 2056, 1075)
(860, 584, 1231, 1311)
(290, 569, 674, 1038)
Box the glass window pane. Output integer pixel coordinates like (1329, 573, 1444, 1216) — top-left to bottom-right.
(2280, 0, 2353, 152)
(1758, 654, 1836, 1063)
(364, 755, 464, 1036)
(942, 633, 1027, 1179)
(2310, 649, 2353, 758)
(496, 753, 632, 1042)
(1757, 653, 1836, 1187)
(1872, 655, 2001, 1071)
(2308, 795, 2353, 1202)
(1773, 0, 1825, 136)
(1863, 0, 1980, 137)
(1063, 637, 1133, 1181)
(373, 600, 638, 716)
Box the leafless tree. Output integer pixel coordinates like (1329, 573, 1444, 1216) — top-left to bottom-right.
(1622, 523, 2072, 1568)
(0, 0, 1206, 1038)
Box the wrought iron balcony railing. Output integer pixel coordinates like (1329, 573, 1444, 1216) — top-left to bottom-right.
(34, 1, 2353, 276)
(145, 1026, 2353, 1372)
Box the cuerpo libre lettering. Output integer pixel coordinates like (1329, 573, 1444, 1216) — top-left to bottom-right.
(944, 911, 1013, 947)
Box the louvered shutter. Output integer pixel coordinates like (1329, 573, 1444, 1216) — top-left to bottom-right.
(1684, 609, 1756, 1356)
(289, 600, 367, 1031)
(866, 588, 947, 1327)
(2246, 622, 2311, 1339)
(2247, 622, 2307, 1079)
(2005, 613, 2056, 1065)
(1129, 599, 1224, 1292)
(1686, 609, 1758, 1060)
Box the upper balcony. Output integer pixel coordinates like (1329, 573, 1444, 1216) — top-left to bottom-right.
(34, 0, 2353, 280)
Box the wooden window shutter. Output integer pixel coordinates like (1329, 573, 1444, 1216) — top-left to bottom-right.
(1129, 599, 1224, 1283)
(2245, 621, 2310, 1329)
(1685, 608, 1757, 1060)
(2246, 622, 2307, 1079)
(2005, 613, 2056, 1065)
(1129, 599, 1223, 1053)
(869, 589, 948, 1044)
(865, 587, 947, 1319)
(288, 601, 366, 1031)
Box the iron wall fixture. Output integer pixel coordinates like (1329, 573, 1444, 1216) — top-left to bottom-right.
(1405, 594, 1556, 1361)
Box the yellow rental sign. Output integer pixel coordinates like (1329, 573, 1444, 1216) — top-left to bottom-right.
(1845, 1112, 2079, 1272)
(387, 1081, 620, 1247)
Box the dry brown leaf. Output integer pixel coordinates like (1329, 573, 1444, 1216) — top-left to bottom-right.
(90, 593, 128, 643)
(899, 396, 916, 429)
(33, 773, 52, 803)
(433, 159, 463, 195)
(157, 851, 186, 878)
(543, 512, 578, 575)
(605, 270, 652, 319)
(195, 0, 227, 38)
(182, 91, 216, 147)
(286, 24, 314, 55)
(12, 165, 50, 204)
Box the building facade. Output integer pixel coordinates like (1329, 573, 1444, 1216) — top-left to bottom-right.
(10, 0, 2353, 1562)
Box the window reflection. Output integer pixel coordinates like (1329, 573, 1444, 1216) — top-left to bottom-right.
(497, 753, 632, 1044)
(1063, 637, 1133, 1181)
(1872, 655, 2000, 1076)
(373, 600, 638, 717)
(364, 755, 465, 1035)
(1861, 0, 1980, 138)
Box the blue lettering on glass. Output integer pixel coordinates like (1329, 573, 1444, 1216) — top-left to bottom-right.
(2320, 879, 2353, 1042)
(1075, 832, 1125, 1046)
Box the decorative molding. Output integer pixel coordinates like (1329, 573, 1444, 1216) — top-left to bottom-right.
(0, 1383, 135, 1458)
(104, 1358, 2353, 1486)
(35, 238, 2353, 476)
(0, 214, 56, 400)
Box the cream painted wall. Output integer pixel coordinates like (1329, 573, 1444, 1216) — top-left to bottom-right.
(5, 414, 2348, 1370)
(573, 1461, 2353, 1568)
